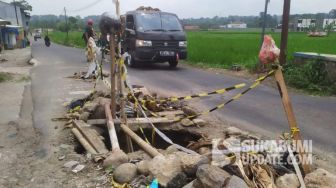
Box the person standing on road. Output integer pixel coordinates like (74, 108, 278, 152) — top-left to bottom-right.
(83, 19, 95, 45)
(83, 19, 96, 62)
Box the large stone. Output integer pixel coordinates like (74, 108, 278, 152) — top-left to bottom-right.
(148, 154, 182, 187)
(196, 164, 231, 188)
(304, 168, 336, 188)
(182, 106, 198, 116)
(136, 160, 150, 175)
(176, 152, 210, 176)
(224, 127, 247, 136)
(276, 174, 300, 188)
(225, 175, 249, 188)
(103, 149, 128, 169)
(113, 163, 137, 184)
(192, 119, 207, 127)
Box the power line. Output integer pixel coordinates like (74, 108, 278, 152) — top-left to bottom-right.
(68, 0, 105, 12)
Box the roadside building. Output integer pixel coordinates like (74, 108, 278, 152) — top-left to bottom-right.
(184, 25, 200, 31)
(0, 0, 30, 49)
(0, 18, 10, 51)
(226, 22, 247, 29)
(323, 19, 336, 30)
(296, 19, 316, 31)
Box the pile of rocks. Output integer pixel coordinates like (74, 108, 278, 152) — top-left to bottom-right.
(62, 90, 336, 188)
(101, 125, 336, 188)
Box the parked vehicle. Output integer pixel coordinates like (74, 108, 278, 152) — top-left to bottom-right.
(121, 8, 187, 68)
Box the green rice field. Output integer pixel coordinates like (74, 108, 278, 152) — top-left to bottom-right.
(186, 31, 336, 69)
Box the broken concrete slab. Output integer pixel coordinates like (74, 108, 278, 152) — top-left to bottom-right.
(176, 152, 210, 176)
(148, 154, 183, 187)
(196, 164, 231, 188)
(304, 168, 336, 188)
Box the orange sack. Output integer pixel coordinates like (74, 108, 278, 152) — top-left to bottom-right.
(259, 35, 280, 64)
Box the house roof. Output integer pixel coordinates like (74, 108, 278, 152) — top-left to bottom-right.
(0, 19, 11, 25)
(5, 25, 22, 28)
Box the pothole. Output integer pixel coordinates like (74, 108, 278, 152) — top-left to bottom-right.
(116, 128, 202, 152)
(73, 124, 203, 154)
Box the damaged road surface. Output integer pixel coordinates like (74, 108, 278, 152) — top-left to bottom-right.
(1, 37, 335, 188)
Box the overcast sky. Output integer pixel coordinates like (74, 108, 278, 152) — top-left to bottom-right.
(6, 0, 336, 18)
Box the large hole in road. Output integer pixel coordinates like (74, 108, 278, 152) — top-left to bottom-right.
(73, 125, 203, 154)
(116, 128, 203, 152)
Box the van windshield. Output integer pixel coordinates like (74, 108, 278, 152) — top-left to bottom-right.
(135, 12, 183, 32)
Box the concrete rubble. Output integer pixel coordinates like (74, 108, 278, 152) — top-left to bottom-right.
(59, 87, 336, 188)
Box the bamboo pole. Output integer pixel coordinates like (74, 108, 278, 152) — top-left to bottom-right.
(72, 128, 98, 154)
(274, 67, 311, 174)
(120, 124, 161, 158)
(105, 103, 120, 150)
(109, 35, 117, 118)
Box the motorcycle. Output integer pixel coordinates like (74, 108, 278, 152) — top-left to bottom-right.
(44, 36, 51, 47)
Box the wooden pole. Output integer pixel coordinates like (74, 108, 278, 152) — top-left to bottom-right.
(279, 0, 291, 66)
(274, 67, 311, 174)
(120, 124, 161, 158)
(118, 62, 134, 152)
(109, 34, 117, 118)
(105, 103, 120, 150)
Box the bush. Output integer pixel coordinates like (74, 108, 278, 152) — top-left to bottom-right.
(284, 61, 336, 96)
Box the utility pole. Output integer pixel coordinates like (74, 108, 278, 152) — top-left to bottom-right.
(64, 7, 69, 39)
(114, 0, 121, 55)
(115, 0, 120, 17)
(260, 0, 270, 48)
(13, 0, 19, 25)
(279, 0, 290, 65)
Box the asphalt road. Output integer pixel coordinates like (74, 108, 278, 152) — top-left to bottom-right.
(32, 41, 336, 154)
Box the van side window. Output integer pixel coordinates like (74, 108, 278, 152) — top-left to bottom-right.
(126, 15, 135, 30)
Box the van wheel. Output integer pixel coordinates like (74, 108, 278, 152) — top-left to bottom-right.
(169, 60, 178, 68)
(126, 55, 137, 67)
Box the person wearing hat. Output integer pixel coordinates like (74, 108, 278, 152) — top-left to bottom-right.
(83, 19, 95, 45)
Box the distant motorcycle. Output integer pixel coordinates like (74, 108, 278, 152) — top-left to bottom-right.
(44, 36, 51, 47)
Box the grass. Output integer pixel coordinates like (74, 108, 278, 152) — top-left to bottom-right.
(47, 31, 86, 48)
(0, 72, 13, 83)
(187, 31, 336, 70)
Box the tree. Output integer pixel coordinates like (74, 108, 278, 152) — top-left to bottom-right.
(329, 9, 336, 18)
(11, 0, 32, 12)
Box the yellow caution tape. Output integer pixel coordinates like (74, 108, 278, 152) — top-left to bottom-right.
(140, 83, 246, 104)
(176, 68, 276, 122)
(290, 127, 300, 138)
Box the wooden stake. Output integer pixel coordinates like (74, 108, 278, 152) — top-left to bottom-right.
(109, 35, 117, 118)
(120, 124, 161, 158)
(117, 56, 133, 153)
(105, 103, 120, 151)
(274, 67, 311, 174)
